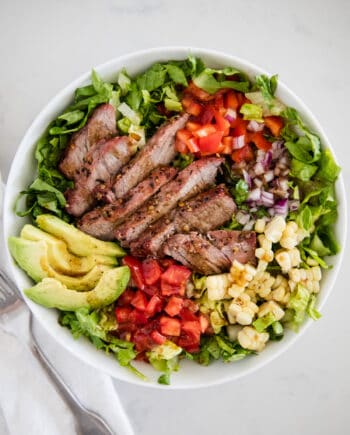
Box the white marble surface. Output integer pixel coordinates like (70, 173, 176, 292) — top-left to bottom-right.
(1, 0, 349, 434)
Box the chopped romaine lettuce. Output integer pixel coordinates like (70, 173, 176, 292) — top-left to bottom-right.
(253, 312, 276, 332)
(306, 294, 322, 320)
(193, 67, 250, 94)
(240, 103, 263, 122)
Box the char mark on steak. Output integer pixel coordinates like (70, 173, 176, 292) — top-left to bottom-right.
(59, 104, 117, 180)
(77, 166, 178, 240)
(108, 113, 189, 201)
(207, 230, 257, 265)
(114, 156, 223, 247)
(130, 184, 236, 257)
(162, 232, 231, 275)
(65, 136, 136, 217)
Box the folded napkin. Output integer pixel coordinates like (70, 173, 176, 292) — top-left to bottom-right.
(0, 177, 134, 435)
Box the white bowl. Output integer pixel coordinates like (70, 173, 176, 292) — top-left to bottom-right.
(3, 47, 347, 389)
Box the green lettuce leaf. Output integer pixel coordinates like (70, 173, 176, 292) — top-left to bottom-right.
(193, 67, 250, 94)
(291, 159, 318, 181)
(240, 103, 263, 122)
(306, 295, 322, 320)
(253, 312, 276, 332)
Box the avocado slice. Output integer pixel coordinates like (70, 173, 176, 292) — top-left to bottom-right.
(9, 237, 111, 291)
(24, 266, 130, 310)
(20, 225, 117, 275)
(36, 214, 125, 257)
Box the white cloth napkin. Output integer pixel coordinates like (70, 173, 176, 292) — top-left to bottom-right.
(0, 176, 134, 435)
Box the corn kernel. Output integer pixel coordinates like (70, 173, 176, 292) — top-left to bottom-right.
(255, 218, 266, 233)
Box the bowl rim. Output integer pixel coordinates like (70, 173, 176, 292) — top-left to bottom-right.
(3, 46, 347, 389)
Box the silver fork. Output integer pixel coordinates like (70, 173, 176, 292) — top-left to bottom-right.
(0, 268, 115, 435)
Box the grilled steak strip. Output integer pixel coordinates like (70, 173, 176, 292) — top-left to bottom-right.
(163, 232, 231, 275)
(130, 184, 236, 257)
(77, 166, 178, 240)
(114, 156, 223, 247)
(207, 230, 257, 265)
(59, 104, 117, 180)
(108, 113, 189, 201)
(65, 136, 136, 217)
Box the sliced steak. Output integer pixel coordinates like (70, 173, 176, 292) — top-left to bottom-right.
(65, 136, 135, 217)
(114, 156, 223, 247)
(59, 104, 117, 180)
(130, 185, 236, 257)
(77, 166, 178, 240)
(163, 232, 231, 275)
(207, 230, 257, 265)
(109, 113, 189, 200)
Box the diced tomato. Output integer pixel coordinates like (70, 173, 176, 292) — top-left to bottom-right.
(236, 92, 251, 109)
(160, 316, 181, 336)
(161, 265, 191, 296)
(198, 131, 224, 154)
(183, 298, 199, 312)
(220, 136, 234, 154)
(185, 121, 202, 132)
(232, 117, 248, 136)
(198, 105, 215, 124)
(186, 136, 200, 153)
(213, 94, 225, 111)
(225, 90, 239, 110)
(122, 256, 145, 290)
(192, 124, 217, 138)
(181, 96, 202, 116)
(145, 294, 163, 317)
(199, 314, 210, 333)
(181, 320, 201, 343)
(249, 131, 272, 151)
(231, 144, 254, 163)
(264, 116, 284, 137)
(165, 296, 184, 317)
(131, 290, 148, 311)
(117, 288, 135, 306)
(115, 306, 133, 324)
(177, 128, 192, 142)
(133, 331, 154, 352)
(186, 82, 213, 102)
(141, 259, 162, 286)
(214, 111, 230, 136)
(150, 330, 167, 345)
(175, 138, 188, 154)
(179, 307, 198, 321)
(132, 309, 148, 325)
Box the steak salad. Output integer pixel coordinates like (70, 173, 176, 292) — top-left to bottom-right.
(11, 57, 341, 384)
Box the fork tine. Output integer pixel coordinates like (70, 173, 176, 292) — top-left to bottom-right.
(0, 269, 22, 313)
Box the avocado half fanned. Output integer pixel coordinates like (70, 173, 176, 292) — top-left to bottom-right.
(9, 214, 130, 310)
(24, 267, 130, 311)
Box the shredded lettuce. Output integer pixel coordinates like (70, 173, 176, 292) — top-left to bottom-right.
(59, 308, 146, 379)
(253, 312, 276, 332)
(240, 103, 263, 122)
(306, 295, 322, 320)
(194, 334, 254, 365)
(268, 321, 284, 341)
(193, 67, 250, 94)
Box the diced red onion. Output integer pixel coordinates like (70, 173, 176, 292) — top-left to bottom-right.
(225, 108, 237, 123)
(232, 135, 245, 150)
(249, 207, 258, 212)
(268, 207, 275, 216)
(262, 151, 272, 170)
(260, 190, 274, 207)
(242, 169, 252, 188)
(271, 140, 285, 160)
(253, 178, 263, 188)
(236, 211, 250, 225)
(256, 150, 265, 163)
(274, 198, 288, 215)
(289, 200, 300, 211)
(247, 120, 264, 132)
(248, 188, 261, 202)
(277, 178, 289, 192)
(253, 162, 265, 176)
(243, 220, 255, 231)
(263, 170, 274, 183)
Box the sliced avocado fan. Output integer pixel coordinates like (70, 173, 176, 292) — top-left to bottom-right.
(8, 237, 111, 291)
(24, 266, 131, 311)
(36, 214, 125, 257)
(20, 224, 117, 275)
